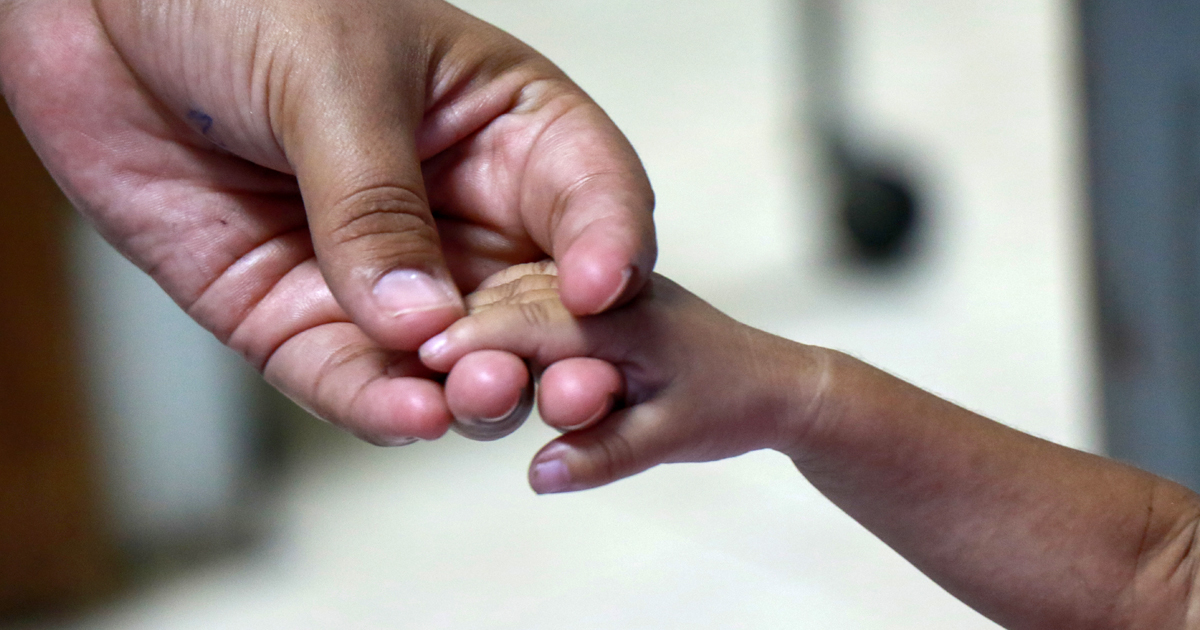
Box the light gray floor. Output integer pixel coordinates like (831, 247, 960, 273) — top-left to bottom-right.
(22, 0, 1096, 628)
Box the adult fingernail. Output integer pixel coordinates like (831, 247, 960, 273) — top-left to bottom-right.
(483, 398, 522, 424)
(372, 435, 420, 447)
(596, 267, 633, 313)
(531, 459, 572, 494)
(374, 269, 459, 316)
(451, 384, 534, 442)
(560, 397, 613, 432)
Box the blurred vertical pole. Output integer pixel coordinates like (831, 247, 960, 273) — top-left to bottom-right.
(801, 0, 845, 140)
(1083, 0, 1200, 489)
(0, 101, 114, 612)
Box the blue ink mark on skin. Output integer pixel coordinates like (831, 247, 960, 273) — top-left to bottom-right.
(187, 109, 214, 135)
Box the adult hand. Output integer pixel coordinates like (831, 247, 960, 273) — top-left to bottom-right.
(0, 0, 654, 442)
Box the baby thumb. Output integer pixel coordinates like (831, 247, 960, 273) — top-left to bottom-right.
(528, 406, 671, 494)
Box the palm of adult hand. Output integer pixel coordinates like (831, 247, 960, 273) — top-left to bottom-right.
(0, 0, 654, 442)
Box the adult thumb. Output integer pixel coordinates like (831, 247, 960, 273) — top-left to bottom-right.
(287, 85, 465, 351)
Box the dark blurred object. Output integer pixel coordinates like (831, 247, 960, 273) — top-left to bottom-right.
(840, 161, 920, 262)
(803, 0, 922, 267)
(1084, 0, 1200, 490)
(0, 101, 116, 614)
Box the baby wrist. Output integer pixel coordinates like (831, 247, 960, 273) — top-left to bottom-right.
(772, 346, 853, 464)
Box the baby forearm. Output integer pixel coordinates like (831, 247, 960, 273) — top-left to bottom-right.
(785, 349, 1200, 629)
(426, 265, 1200, 626)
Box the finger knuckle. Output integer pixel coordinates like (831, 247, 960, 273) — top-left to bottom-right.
(310, 344, 375, 418)
(327, 184, 437, 251)
(517, 301, 554, 328)
(515, 288, 565, 307)
(514, 273, 560, 295)
(592, 433, 637, 484)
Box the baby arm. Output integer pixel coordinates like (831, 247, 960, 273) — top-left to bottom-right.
(423, 262, 1200, 629)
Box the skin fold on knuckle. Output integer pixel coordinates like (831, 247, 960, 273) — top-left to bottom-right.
(475, 260, 558, 292)
(542, 141, 654, 250)
(516, 299, 557, 329)
(302, 340, 381, 427)
(324, 184, 440, 258)
(466, 275, 560, 314)
(573, 430, 639, 489)
(512, 274, 560, 299)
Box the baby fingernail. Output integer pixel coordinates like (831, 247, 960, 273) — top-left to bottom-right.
(374, 269, 459, 316)
(420, 332, 449, 359)
(531, 459, 572, 494)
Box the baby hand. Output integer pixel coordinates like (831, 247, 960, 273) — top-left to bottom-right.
(421, 262, 831, 493)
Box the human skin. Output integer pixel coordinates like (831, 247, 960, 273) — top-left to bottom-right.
(0, 0, 654, 443)
(422, 263, 1200, 629)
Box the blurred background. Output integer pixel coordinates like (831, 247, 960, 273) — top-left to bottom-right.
(3, 0, 1187, 627)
